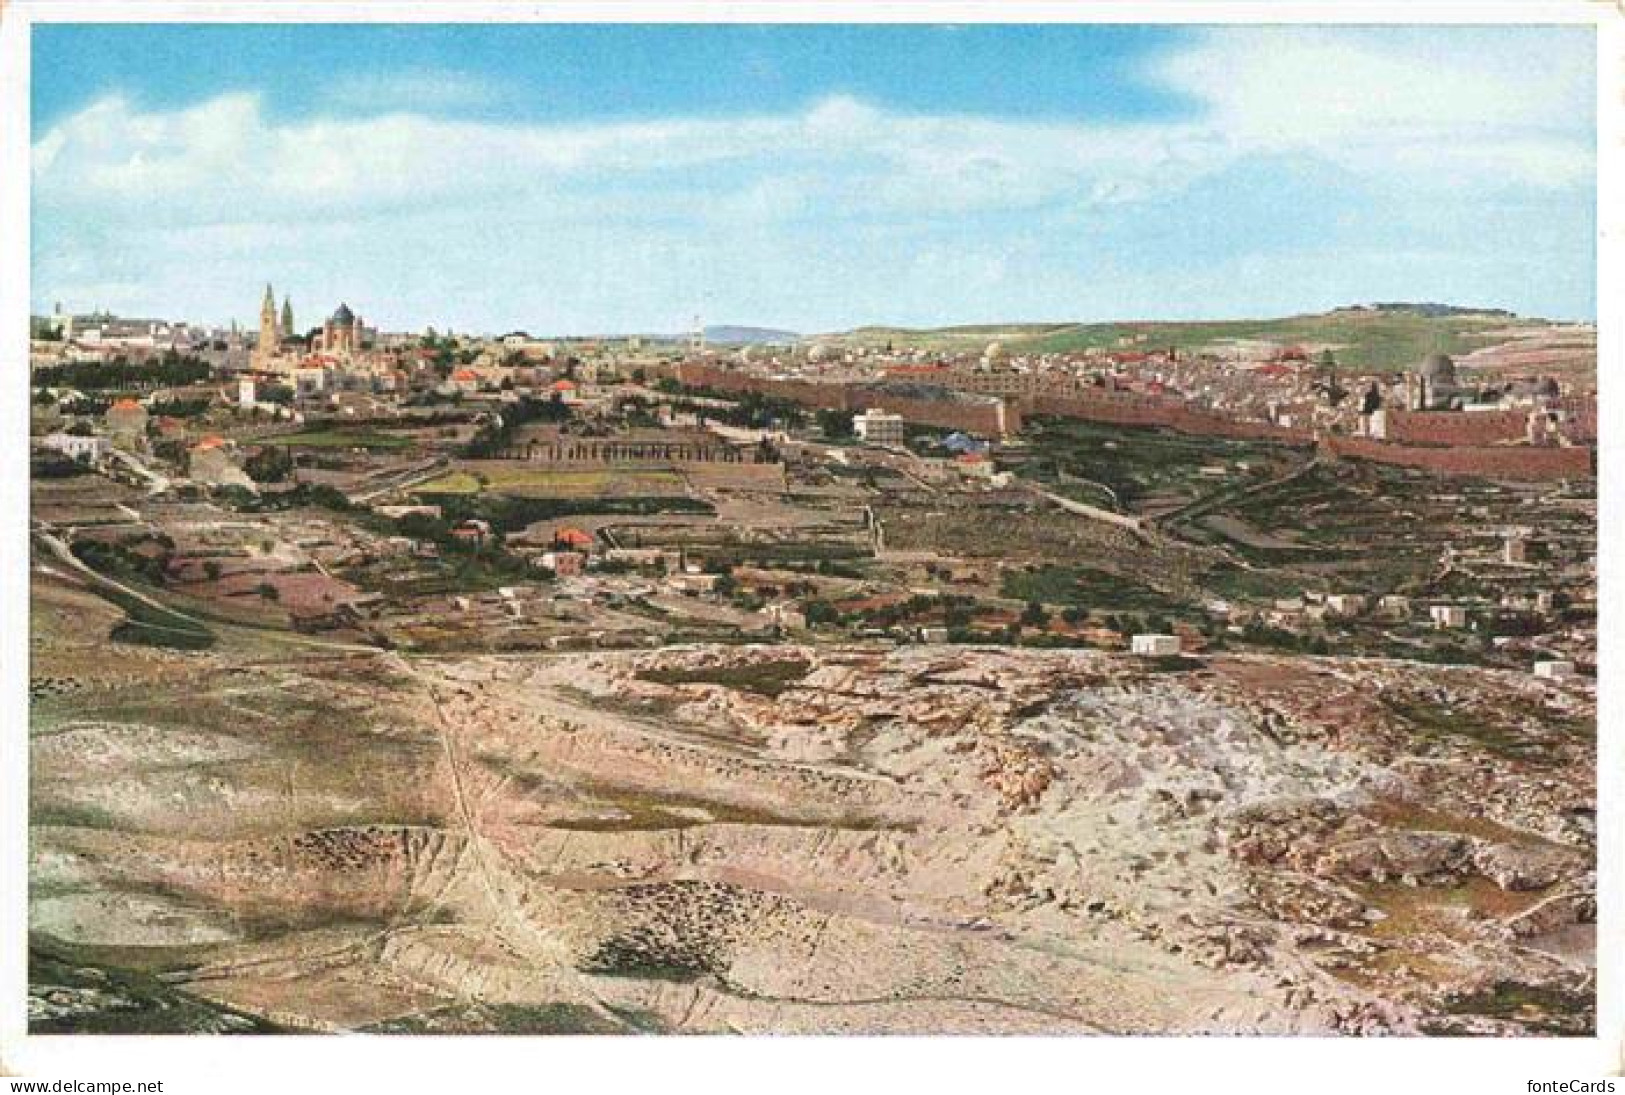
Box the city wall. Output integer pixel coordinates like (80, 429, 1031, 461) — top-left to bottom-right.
(1319, 436, 1593, 480)
(662, 360, 1593, 481)
(850, 389, 1016, 435)
(1381, 408, 1530, 447)
(671, 361, 1017, 436)
(1024, 392, 1313, 444)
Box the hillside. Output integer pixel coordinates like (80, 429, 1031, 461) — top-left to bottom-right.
(703, 325, 799, 346)
(822, 306, 1589, 372)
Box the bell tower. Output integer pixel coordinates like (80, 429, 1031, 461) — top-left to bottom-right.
(258, 284, 278, 357)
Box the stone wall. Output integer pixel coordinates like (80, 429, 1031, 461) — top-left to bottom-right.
(1025, 392, 1312, 444)
(673, 361, 1017, 436)
(1382, 408, 1531, 447)
(1319, 436, 1593, 481)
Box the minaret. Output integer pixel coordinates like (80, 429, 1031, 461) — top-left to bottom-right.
(280, 296, 294, 341)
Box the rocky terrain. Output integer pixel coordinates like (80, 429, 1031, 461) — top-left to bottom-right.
(30, 574, 1594, 1034)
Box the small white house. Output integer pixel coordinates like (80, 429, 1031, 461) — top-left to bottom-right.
(1379, 594, 1412, 617)
(1429, 604, 1468, 629)
(1326, 593, 1367, 616)
(1131, 634, 1182, 656)
(1534, 660, 1576, 680)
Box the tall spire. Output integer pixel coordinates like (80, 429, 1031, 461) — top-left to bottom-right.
(280, 295, 294, 339)
(258, 283, 279, 360)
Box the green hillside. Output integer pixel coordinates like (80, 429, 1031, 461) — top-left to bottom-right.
(827, 307, 1549, 372)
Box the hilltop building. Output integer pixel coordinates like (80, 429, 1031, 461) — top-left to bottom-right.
(317, 303, 366, 356)
(1406, 352, 1464, 411)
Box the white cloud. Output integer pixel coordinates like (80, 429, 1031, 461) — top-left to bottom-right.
(34, 26, 1593, 232)
(29, 27, 1596, 328)
(1156, 26, 1595, 189)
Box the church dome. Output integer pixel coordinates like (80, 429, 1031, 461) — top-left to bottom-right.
(1419, 352, 1456, 385)
(331, 303, 356, 324)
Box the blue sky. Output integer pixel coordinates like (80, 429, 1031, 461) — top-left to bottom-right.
(31, 23, 1597, 334)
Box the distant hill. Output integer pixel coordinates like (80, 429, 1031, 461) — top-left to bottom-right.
(702, 325, 799, 346)
(820, 305, 1568, 371)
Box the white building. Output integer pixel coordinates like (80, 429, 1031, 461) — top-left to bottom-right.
(1326, 594, 1367, 616)
(1534, 660, 1576, 680)
(42, 432, 107, 462)
(293, 366, 329, 399)
(1429, 604, 1468, 629)
(1131, 634, 1182, 656)
(853, 409, 905, 446)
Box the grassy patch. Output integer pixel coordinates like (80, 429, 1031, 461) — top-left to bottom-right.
(418, 466, 687, 499)
(635, 658, 812, 697)
(1435, 980, 1593, 1036)
(276, 428, 414, 451)
(414, 471, 481, 494)
(1019, 417, 1307, 513)
(1001, 564, 1189, 614)
(94, 587, 216, 651)
(1380, 694, 1566, 766)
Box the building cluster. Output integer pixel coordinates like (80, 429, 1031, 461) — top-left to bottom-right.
(660, 325, 1594, 481)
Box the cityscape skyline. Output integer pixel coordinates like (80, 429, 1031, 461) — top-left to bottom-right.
(22, 15, 1604, 1053)
(31, 23, 1599, 334)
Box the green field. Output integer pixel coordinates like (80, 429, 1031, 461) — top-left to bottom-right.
(1001, 564, 1191, 615)
(275, 428, 414, 451)
(417, 466, 686, 499)
(1020, 417, 1308, 512)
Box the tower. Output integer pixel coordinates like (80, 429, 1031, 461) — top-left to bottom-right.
(280, 296, 294, 342)
(256, 284, 278, 366)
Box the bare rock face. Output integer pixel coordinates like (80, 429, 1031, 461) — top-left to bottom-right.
(30, 641, 1595, 1036)
(976, 739, 1056, 811)
(1471, 841, 1583, 893)
(1246, 874, 1373, 931)
(1315, 831, 1474, 887)
(1226, 799, 1354, 869)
